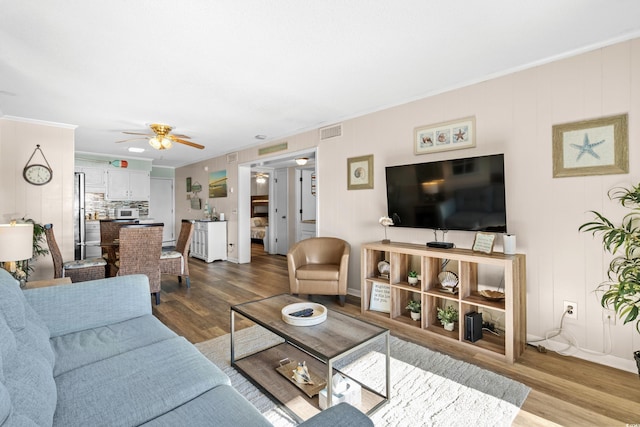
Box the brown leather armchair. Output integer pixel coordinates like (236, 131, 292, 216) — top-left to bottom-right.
(287, 237, 350, 306)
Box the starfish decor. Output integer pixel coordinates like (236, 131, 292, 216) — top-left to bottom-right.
(570, 133, 605, 161)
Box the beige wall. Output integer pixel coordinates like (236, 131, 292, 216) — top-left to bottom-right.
(0, 117, 76, 280)
(178, 38, 640, 371)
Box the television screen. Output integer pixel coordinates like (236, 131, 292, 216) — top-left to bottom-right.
(385, 154, 506, 232)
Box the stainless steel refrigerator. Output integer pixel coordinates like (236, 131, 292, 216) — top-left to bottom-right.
(74, 172, 86, 260)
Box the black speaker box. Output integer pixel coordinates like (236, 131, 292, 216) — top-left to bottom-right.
(465, 311, 483, 342)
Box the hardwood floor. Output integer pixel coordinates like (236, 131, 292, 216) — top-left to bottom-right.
(153, 244, 640, 426)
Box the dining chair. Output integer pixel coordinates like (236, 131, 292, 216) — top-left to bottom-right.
(99, 219, 137, 276)
(116, 223, 164, 304)
(160, 220, 195, 288)
(43, 223, 106, 282)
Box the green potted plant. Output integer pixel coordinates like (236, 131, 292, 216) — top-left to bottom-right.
(437, 305, 459, 331)
(579, 183, 640, 374)
(408, 270, 419, 286)
(406, 299, 421, 321)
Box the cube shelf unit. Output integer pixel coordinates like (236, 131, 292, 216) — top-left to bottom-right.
(361, 241, 526, 363)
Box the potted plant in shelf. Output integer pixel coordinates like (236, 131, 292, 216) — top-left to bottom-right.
(406, 300, 421, 321)
(408, 270, 419, 286)
(437, 305, 459, 331)
(579, 183, 640, 375)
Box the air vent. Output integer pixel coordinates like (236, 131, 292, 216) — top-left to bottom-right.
(226, 152, 238, 163)
(320, 124, 342, 140)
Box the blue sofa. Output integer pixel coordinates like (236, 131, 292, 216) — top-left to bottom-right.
(0, 269, 372, 426)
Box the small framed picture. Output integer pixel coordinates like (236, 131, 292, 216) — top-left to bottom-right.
(186, 177, 192, 192)
(347, 154, 373, 190)
(415, 116, 476, 155)
(472, 232, 495, 254)
(552, 114, 628, 178)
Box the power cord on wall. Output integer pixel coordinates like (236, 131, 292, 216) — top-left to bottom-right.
(527, 305, 613, 356)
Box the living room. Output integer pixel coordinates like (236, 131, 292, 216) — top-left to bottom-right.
(2, 2, 640, 425)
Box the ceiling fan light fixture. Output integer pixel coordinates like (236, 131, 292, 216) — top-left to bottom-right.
(149, 136, 172, 150)
(295, 157, 309, 165)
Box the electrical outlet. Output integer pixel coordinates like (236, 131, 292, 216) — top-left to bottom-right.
(602, 309, 616, 325)
(563, 301, 578, 320)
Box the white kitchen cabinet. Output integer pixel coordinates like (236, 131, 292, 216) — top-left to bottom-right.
(190, 221, 227, 262)
(106, 170, 150, 201)
(76, 166, 107, 193)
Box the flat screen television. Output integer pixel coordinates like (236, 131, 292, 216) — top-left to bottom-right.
(385, 153, 506, 232)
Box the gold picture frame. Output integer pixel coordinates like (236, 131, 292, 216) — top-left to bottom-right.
(347, 154, 373, 190)
(552, 114, 628, 178)
(415, 116, 476, 155)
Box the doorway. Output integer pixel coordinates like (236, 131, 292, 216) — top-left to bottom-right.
(238, 149, 317, 263)
(150, 177, 175, 246)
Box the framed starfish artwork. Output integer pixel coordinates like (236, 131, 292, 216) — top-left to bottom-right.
(415, 116, 476, 155)
(552, 114, 628, 178)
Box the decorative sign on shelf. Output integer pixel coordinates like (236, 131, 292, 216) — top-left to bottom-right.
(472, 232, 495, 254)
(369, 282, 390, 313)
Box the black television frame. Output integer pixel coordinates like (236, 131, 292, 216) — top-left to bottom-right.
(385, 153, 507, 233)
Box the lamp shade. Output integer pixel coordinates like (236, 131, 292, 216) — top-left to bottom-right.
(0, 223, 34, 262)
(295, 157, 308, 165)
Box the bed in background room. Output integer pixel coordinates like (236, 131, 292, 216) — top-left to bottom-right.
(250, 195, 268, 247)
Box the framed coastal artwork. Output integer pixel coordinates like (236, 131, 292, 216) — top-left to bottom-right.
(552, 114, 628, 178)
(415, 116, 476, 155)
(347, 154, 373, 190)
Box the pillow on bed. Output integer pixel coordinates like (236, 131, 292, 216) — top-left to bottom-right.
(251, 217, 268, 227)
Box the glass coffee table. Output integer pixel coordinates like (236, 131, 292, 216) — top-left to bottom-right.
(231, 294, 390, 422)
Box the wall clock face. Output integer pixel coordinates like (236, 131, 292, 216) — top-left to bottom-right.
(23, 164, 53, 185)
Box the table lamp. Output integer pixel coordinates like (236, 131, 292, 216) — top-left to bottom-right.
(0, 222, 34, 273)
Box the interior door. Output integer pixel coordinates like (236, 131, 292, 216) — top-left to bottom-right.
(150, 178, 175, 246)
(274, 168, 289, 255)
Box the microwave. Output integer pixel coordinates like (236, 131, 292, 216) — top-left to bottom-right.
(116, 207, 140, 219)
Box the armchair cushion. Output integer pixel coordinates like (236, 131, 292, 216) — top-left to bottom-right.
(296, 264, 340, 281)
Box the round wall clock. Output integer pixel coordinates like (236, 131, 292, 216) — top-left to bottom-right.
(23, 144, 53, 186)
(23, 164, 53, 185)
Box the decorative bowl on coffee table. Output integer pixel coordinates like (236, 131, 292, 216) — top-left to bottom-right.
(281, 302, 327, 326)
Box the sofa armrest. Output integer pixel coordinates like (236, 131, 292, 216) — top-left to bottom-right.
(299, 403, 373, 427)
(23, 274, 152, 338)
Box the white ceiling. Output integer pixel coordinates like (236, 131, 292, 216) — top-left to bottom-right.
(2, 1, 640, 168)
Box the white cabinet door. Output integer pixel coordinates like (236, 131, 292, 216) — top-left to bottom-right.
(106, 170, 130, 200)
(129, 171, 150, 200)
(82, 167, 107, 193)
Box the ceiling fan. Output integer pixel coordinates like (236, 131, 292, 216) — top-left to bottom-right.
(116, 123, 205, 150)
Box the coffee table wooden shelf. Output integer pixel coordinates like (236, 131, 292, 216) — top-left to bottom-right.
(231, 294, 390, 422)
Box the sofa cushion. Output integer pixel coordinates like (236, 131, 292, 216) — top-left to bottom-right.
(53, 336, 230, 426)
(50, 314, 178, 376)
(140, 385, 272, 427)
(0, 271, 57, 426)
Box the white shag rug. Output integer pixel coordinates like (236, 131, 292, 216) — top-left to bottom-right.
(195, 325, 529, 427)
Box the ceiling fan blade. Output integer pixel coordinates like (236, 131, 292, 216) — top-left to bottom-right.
(122, 131, 153, 136)
(171, 133, 191, 139)
(173, 137, 205, 149)
(115, 137, 148, 143)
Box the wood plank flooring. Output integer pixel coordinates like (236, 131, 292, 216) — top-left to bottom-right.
(153, 244, 640, 426)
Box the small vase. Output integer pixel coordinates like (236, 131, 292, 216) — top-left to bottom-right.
(410, 311, 421, 321)
(408, 277, 418, 286)
(444, 322, 454, 331)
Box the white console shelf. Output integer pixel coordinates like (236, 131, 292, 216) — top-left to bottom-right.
(190, 221, 227, 263)
(361, 241, 526, 363)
